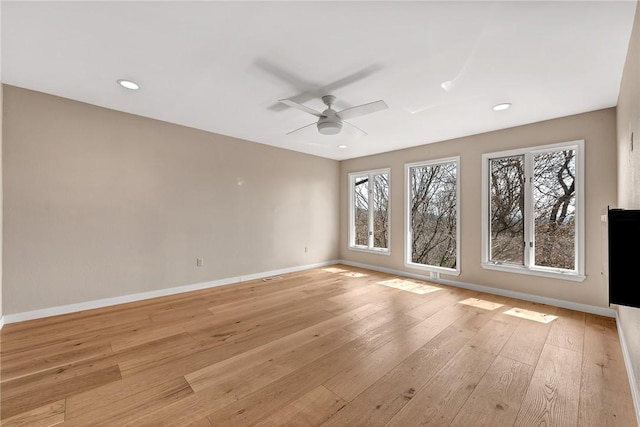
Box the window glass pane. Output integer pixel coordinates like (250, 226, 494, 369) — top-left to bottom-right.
(409, 162, 457, 268)
(373, 173, 389, 249)
(354, 175, 369, 246)
(533, 149, 576, 269)
(489, 156, 525, 265)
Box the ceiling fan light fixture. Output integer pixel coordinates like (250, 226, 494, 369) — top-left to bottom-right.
(317, 120, 343, 135)
(280, 95, 387, 136)
(338, 144, 348, 149)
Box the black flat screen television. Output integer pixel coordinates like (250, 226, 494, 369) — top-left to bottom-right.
(608, 207, 640, 308)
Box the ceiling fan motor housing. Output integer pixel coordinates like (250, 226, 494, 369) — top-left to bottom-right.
(317, 109, 343, 135)
(279, 94, 387, 136)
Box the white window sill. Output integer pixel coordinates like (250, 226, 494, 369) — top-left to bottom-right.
(481, 262, 586, 282)
(404, 262, 460, 276)
(348, 246, 391, 256)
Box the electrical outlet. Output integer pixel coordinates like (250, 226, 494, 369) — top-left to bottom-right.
(196, 258, 204, 267)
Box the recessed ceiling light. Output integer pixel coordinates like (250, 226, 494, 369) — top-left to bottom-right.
(493, 102, 511, 111)
(338, 144, 348, 149)
(117, 79, 140, 90)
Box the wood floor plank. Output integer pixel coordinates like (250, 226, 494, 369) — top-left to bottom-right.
(118, 358, 291, 426)
(113, 332, 203, 377)
(148, 306, 215, 326)
(449, 355, 534, 427)
(185, 304, 381, 392)
(0, 311, 151, 355)
(320, 324, 476, 427)
(585, 313, 620, 339)
(186, 300, 335, 347)
(546, 307, 585, 353)
(199, 314, 425, 426)
(274, 329, 360, 372)
(404, 288, 477, 320)
(62, 376, 193, 426)
(255, 385, 346, 427)
(1, 354, 118, 402)
(385, 344, 498, 426)
(341, 307, 409, 336)
(322, 301, 471, 401)
(108, 323, 315, 401)
(184, 418, 214, 427)
(202, 289, 345, 333)
(130, 312, 422, 426)
(578, 318, 636, 427)
(451, 304, 497, 334)
(466, 318, 517, 355)
(384, 319, 516, 427)
(0, 399, 65, 427)
(513, 343, 582, 426)
(65, 370, 193, 419)
(1, 340, 113, 381)
(499, 315, 552, 366)
(117, 303, 357, 425)
(1, 365, 121, 419)
(110, 323, 189, 352)
(207, 277, 343, 317)
(325, 285, 392, 308)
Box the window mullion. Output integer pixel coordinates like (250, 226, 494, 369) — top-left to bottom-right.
(524, 154, 534, 268)
(368, 173, 375, 249)
(349, 175, 355, 247)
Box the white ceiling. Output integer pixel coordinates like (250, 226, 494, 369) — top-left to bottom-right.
(2, 1, 637, 160)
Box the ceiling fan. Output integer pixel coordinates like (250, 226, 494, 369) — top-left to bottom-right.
(279, 95, 388, 136)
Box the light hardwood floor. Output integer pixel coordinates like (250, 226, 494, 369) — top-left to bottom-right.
(0, 264, 637, 426)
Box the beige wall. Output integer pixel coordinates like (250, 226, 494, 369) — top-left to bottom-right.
(616, 0, 640, 412)
(0, 84, 3, 322)
(340, 108, 617, 308)
(1, 3, 4, 322)
(2, 85, 340, 315)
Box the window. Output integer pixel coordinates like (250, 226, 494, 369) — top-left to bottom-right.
(405, 157, 460, 274)
(481, 140, 585, 281)
(348, 169, 390, 253)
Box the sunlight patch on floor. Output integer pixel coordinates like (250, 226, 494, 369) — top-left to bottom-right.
(322, 267, 368, 278)
(376, 278, 442, 295)
(342, 272, 368, 278)
(323, 267, 348, 274)
(504, 307, 558, 324)
(459, 298, 504, 311)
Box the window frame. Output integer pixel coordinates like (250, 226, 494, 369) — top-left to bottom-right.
(404, 156, 461, 275)
(348, 168, 391, 255)
(481, 140, 586, 282)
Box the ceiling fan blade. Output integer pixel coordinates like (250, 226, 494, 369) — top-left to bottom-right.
(286, 121, 317, 135)
(319, 64, 384, 97)
(343, 120, 368, 136)
(279, 99, 325, 117)
(337, 100, 388, 120)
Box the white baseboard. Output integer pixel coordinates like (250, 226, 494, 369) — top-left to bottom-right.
(0, 315, 4, 330)
(615, 310, 640, 426)
(338, 259, 617, 318)
(2, 260, 340, 325)
(2, 258, 616, 324)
